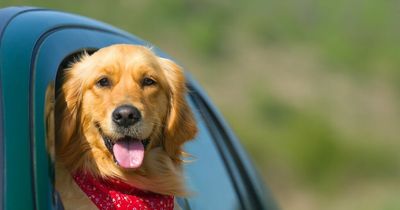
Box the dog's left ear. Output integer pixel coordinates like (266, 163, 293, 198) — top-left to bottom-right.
(159, 58, 197, 162)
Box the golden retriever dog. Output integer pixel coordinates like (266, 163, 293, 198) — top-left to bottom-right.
(48, 44, 197, 209)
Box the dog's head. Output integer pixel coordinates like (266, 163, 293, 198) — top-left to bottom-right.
(56, 45, 197, 176)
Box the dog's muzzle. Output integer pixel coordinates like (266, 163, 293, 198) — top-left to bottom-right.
(96, 123, 149, 169)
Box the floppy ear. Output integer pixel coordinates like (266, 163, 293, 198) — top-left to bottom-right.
(55, 60, 86, 169)
(159, 58, 197, 162)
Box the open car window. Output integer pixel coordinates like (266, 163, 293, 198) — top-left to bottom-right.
(54, 50, 242, 210)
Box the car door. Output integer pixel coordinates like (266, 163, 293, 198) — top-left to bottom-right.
(1, 7, 276, 210)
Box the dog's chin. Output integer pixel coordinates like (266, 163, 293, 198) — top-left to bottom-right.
(100, 132, 150, 170)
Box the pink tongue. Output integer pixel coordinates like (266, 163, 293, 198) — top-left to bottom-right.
(113, 138, 144, 169)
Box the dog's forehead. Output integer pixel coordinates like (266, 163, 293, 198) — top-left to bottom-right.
(92, 45, 160, 70)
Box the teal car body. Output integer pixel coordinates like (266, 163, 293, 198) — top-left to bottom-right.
(0, 7, 277, 210)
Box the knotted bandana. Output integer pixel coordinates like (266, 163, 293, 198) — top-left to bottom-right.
(73, 171, 174, 210)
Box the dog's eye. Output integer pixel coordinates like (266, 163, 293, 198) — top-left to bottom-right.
(97, 77, 111, 88)
(142, 77, 156, 87)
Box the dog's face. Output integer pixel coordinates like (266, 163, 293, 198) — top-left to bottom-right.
(56, 45, 197, 176)
(81, 46, 171, 169)
(88, 62, 168, 142)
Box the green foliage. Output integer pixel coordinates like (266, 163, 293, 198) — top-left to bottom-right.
(245, 0, 400, 75)
(235, 92, 400, 193)
(252, 95, 344, 184)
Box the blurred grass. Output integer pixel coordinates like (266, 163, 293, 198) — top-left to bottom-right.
(1, 0, 399, 209)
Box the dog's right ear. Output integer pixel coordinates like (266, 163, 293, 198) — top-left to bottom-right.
(158, 58, 198, 162)
(55, 54, 89, 164)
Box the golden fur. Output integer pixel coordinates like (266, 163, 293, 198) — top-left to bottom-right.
(47, 44, 197, 209)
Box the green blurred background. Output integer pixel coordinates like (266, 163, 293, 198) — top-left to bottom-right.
(2, 1, 399, 209)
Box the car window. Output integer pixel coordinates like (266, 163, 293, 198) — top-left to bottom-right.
(31, 24, 243, 210)
(181, 98, 241, 210)
(54, 50, 241, 210)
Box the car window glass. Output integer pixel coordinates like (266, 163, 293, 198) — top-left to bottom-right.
(181, 99, 240, 210)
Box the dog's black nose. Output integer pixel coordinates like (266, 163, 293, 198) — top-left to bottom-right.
(112, 105, 141, 127)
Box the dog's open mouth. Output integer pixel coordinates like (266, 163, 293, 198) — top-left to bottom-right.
(98, 125, 149, 169)
(106, 136, 149, 169)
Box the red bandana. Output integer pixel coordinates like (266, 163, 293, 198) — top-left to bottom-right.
(73, 171, 174, 210)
